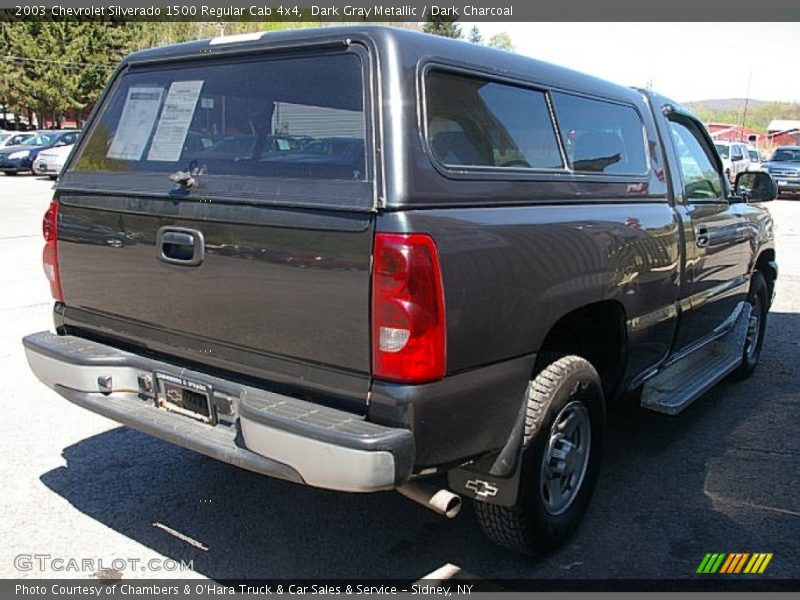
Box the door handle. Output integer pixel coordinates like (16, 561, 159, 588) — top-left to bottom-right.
(695, 226, 709, 248)
(157, 227, 204, 266)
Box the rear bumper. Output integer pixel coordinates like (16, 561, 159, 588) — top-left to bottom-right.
(23, 331, 414, 492)
(32, 158, 62, 175)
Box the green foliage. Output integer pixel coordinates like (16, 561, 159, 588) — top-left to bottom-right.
(0, 22, 308, 126)
(422, 16, 462, 39)
(688, 101, 800, 132)
(468, 26, 483, 44)
(488, 32, 515, 52)
(1, 23, 141, 125)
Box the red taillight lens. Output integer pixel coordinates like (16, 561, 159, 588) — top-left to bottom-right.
(42, 201, 63, 302)
(371, 233, 446, 383)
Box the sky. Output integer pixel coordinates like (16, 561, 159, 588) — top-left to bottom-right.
(464, 22, 800, 103)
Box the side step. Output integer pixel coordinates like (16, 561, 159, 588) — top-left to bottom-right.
(641, 304, 750, 415)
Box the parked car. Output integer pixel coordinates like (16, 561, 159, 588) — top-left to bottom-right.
(760, 146, 800, 197)
(714, 141, 751, 182)
(745, 145, 762, 172)
(0, 131, 34, 148)
(32, 142, 76, 179)
(23, 27, 777, 557)
(0, 130, 80, 175)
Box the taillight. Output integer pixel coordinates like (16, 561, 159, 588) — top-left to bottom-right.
(371, 233, 446, 383)
(42, 201, 63, 302)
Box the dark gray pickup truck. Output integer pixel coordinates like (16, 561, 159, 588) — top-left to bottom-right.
(23, 26, 778, 556)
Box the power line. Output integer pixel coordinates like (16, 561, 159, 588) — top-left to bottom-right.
(0, 54, 115, 68)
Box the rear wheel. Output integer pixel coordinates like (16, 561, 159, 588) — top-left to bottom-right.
(734, 271, 768, 379)
(474, 354, 605, 555)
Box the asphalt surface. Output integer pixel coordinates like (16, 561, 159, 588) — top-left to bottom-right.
(1, 174, 798, 583)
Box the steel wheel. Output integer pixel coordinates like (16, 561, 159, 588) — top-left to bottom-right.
(539, 401, 591, 516)
(474, 354, 605, 555)
(744, 293, 762, 361)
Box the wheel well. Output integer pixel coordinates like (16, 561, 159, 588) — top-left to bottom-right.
(755, 249, 776, 306)
(538, 301, 627, 401)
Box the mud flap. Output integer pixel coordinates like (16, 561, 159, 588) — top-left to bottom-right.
(447, 387, 528, 507)
(447, 461, 522, 507)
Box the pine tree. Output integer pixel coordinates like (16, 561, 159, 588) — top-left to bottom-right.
(0, 21, 325, 128)
(7, 23, 76, 127)
(468, 26, 483, 44)
(422, 16, 462, 39)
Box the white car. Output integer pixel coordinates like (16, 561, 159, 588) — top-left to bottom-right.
(745, 145, 762, 172)
(32, 143, 75, 180)
(714, 141, 750, 183)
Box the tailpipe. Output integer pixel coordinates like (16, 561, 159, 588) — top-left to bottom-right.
(397, 481, 462, 518)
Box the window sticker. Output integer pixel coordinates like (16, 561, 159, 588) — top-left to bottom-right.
(147, 80, 204, 162)
(106, 87, 163, 161)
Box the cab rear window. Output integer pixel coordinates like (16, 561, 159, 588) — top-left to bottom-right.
(425, 70, 563, 171)
(74, 52, 368, 182)
(551, 92, 648, 175)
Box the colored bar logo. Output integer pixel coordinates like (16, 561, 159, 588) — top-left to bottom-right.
(697, 553, 773, 574)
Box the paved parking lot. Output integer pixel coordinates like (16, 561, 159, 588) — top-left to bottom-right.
(1, 174, 798, 583)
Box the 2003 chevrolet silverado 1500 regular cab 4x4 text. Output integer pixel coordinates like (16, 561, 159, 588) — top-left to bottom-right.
(23, 27, 779, 556)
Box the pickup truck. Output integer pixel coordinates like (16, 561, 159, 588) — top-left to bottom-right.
(714, 140, 752, 183)
(23, 26, 778, 556)
(761, 146, 800, 197)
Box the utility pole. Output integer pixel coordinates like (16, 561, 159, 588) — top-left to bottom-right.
(740, 70, 752, 142)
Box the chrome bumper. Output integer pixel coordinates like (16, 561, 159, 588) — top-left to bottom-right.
(23, 331, 414, 492)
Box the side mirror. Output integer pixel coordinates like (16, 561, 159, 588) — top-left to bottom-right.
(734, 171, 777, 202)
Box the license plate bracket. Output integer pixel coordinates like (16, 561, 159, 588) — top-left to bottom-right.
(155, 371, 216, 425)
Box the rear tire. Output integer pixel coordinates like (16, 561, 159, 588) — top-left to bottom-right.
(474, 354, 605, 556)
(734, 271, 768, 379)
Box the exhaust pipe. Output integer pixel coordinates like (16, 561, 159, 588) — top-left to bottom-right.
(397, 481, 462, 518)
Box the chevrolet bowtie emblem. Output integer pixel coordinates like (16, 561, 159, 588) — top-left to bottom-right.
(465, 478, 499, 498)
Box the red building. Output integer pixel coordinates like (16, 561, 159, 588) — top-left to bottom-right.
(706, 122, 761, 144)
(765, 120, 800, 149)
(767, 130, 800, 147)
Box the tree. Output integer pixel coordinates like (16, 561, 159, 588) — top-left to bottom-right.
(5, 23, 81, 127)
(0, 23, 17, 126)
(488, 32, 515, 52)
(468, 26, 483, 44)
(422, 16, 462, 39)
(0, 21, 318, 128)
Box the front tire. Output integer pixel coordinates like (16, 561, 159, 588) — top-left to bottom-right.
(474, 354, 606, 556)
(734, 271, 768, 379)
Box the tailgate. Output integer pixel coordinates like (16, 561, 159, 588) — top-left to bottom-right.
(54, 43, 376, 409)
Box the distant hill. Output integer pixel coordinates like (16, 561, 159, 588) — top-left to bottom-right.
(683, 98, 770, 114)
(681, 98, 800, 131)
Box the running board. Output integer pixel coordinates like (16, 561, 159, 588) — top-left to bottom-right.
(641, 304, 750, 415)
